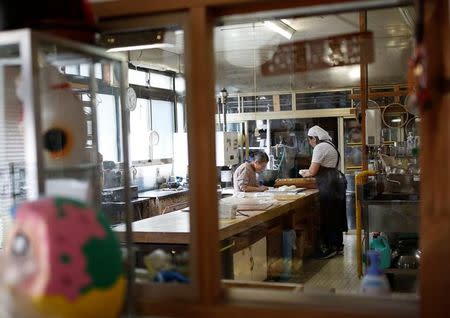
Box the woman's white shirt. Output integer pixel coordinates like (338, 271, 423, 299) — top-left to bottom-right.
(311, 142, 338, 168)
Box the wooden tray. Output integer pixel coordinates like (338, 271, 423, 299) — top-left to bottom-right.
(274, 178, 317, 189)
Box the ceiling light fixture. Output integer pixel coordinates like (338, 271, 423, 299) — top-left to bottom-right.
(348, 66, 360, 80)
(106, 43, 174, 52)
(100, 29, 174, 52)
(264, 20, 295, 40)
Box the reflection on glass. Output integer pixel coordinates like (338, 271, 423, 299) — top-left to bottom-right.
(344, 118, 363, 171)
(101, 26, 191, 286)
(0, 46, 22, 248)
(214, 4, 419, 296)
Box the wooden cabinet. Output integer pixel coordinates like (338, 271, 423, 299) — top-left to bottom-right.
(233, 237, 267, 281)
(267, 225, 283, 278)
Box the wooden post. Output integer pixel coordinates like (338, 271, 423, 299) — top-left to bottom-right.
(359, 11, 368, 170)
(185, 6, 222, 305)
(421, 1, 450, 317)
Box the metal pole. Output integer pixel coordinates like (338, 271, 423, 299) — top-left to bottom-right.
(360, 11, 369, 171)
(223, 100, 227, 132)
(120, 59, 135, 317)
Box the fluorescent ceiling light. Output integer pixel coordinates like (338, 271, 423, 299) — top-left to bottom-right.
(348, 67, 360, 80)
(107, 43, 174, 52)
(391, 118, 402, 123)
(264, 20, 295, 40)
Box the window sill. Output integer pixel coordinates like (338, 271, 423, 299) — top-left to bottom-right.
(132, 158, 173, 167)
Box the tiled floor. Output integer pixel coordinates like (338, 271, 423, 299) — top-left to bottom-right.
(291, 233, 361, 293)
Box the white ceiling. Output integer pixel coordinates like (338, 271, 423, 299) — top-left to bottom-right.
(127, 6, 415, 92)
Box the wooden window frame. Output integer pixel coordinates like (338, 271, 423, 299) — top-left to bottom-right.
(93, 1, 450, 318)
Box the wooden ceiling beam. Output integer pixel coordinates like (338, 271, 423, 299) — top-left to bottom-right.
(92, 0, 361, 20)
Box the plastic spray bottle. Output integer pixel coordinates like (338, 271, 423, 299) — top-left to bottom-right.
(360, 250, 391, 295)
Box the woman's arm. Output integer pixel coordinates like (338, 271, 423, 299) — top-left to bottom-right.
(300, 162, 321, 177)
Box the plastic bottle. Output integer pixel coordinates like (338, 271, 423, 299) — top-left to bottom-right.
(369, 232, 391, 269)
(268, 154, 275, 170)
(360, 250, 391, 295)
(406, 132, 415, 156)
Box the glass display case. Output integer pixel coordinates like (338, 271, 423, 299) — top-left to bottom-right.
(0, 29, 128, 245)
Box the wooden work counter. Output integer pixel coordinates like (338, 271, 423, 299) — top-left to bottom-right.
(113, 189, 319, 280)
(113, 189, 319, 244)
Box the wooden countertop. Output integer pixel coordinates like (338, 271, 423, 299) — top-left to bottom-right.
(138, 188, 189, 198)
(113, 189, 318, 244)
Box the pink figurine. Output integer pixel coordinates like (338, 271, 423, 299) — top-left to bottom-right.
(0, 197, 125, 318)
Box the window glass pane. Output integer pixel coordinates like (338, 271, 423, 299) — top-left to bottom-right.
(151, 100, 174, 159)
(129, 98, 151, 161)
(215, 5, 419, 299)
(96, 94, 118, 161)
(129, 69, 148, 86)
(80, 63, 90, 76)
(344, 118, 363, 171)
(175, 76, 185, 93)
(177, 102, 185, 132)
(94, 63, 103, 79)
(64, 65, 79, 75)
(256, 95, 273, 112)
(99, 25, 192, 292)
(150, 72, 173, 89)
(295, 90, 351, 110)
(279, 94, 292, 111)
(227, 96, 239, 113)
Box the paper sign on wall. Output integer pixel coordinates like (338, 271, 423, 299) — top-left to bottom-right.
(261, 31, 374, 76)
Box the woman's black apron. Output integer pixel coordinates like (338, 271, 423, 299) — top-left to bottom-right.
(314, 142, 348, 236)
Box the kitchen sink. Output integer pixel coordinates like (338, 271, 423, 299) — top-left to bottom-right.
(361, 187, 420, 233)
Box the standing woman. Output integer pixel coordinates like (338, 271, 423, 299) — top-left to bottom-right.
(300, 126, 347, 259)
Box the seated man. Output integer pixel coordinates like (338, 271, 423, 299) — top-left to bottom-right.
(233, 151, 269, 192)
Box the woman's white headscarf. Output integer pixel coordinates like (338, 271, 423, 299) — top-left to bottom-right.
(308, 125, 332, 141)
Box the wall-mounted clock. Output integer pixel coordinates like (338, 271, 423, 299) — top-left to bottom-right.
(126, 86, 137, 111)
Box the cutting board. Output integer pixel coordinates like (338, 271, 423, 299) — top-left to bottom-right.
(275, 178, 317, 189)
(236, 203, 273, 211)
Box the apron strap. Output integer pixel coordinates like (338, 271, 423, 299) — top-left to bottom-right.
(322, 140, 341, 169)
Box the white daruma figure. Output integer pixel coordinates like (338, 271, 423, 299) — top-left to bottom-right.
(39, 65, 88, 168)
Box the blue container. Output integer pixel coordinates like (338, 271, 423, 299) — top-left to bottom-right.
(369, 234, 391, 269)
(280, 229, 296, 280)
